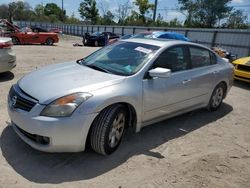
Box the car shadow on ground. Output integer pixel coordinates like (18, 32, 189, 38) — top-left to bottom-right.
(0, 71, 14, 82)
(233, 80, 250, 90)
(0, 103, 233, 184)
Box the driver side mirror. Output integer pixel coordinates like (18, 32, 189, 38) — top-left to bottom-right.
(148, 67, 171, 78)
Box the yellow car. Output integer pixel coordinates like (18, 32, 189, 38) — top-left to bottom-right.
(232, 56, 250, 83)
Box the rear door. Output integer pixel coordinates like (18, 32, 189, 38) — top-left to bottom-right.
(23, 32, 40, 44)
(186, 46, 219, 105)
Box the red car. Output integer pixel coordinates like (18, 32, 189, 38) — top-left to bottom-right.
(0, 19, 59, 45)
(10, 29, 59, 45)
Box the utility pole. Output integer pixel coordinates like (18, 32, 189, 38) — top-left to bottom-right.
(61, 0, 65, 22)
(153, 0, 158, 22)
(62, 0, 64, 12)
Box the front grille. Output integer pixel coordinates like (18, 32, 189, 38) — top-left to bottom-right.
(9, 85, 38, 112)
(237, 65, 250, 72)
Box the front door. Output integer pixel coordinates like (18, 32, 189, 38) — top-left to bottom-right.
(142, 46, 194, 123)
(24, 32, 40, 44)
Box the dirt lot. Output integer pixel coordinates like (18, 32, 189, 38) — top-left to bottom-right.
(0, 36, 250, 188)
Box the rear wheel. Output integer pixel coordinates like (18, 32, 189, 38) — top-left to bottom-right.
(11, 37, 20, 45)
(208, 83, 226, 111)
(90, 105, 127, 155)
(46, 38, 54, 45)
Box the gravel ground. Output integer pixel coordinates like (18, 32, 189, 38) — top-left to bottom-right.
(0, 36, 250, 188)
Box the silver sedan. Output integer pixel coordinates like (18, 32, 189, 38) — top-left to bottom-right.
(0, 37, 16, 73)
(8, 38, 233, 155)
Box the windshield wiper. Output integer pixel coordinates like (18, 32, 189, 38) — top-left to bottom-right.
(76, 58, 85, 65)
(85, 64, 112, 74)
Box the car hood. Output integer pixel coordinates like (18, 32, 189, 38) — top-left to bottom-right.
(233, 56, 250, 65)
(18, 62, 125, 104)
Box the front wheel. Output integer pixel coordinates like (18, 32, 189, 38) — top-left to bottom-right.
(208, 83, 226, 111)
(46, 38, 54, 45)
(12, 37, 20, 45)
(90, 105, 127, 155)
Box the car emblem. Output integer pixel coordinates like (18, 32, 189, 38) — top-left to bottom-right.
(11, 95, 17, 107)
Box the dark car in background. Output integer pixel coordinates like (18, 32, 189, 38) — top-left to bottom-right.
(31, 26, 48, 33)
(31, 26, 63, 34)
(83, 32, 119, 46)
(48, 28, 63, 34)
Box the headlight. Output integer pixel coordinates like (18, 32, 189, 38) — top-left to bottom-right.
(41, 93, 92, 117)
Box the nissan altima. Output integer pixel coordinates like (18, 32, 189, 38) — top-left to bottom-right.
(8, 38, 233, 155)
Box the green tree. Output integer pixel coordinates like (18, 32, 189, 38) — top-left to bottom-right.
(225, 10, 248, 29)
(169, 18, 182, 27)
(78, 0, 99, 24)
(0, 4, 9, 19)
(116, 0, 132, 25)
(34, 4, 45, 17)
(44, 3, 65, 22)
(8, 1, 34, 21)
(178, 0, 233, 28)
(100, 11, 115, 25)
(65, 13, 81, 24)
(134, 0, 154, 23)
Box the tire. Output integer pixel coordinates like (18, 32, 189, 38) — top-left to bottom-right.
(208, 83, 226, 111)
(46, 38, 54, 45)
(11, 37, 20, 45)
(90, 105, 127, 155)
(94, 40, 98, 47)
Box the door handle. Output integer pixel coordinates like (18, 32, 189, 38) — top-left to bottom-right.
(212, 70, 219, 74)
(182, 79, 191, 84)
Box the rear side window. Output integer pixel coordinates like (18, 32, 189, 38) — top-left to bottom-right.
(153, 47, 188, 72)
(190, 47, 211, 68)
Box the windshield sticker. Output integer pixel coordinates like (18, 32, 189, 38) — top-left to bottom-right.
(135, 46, 152, 54)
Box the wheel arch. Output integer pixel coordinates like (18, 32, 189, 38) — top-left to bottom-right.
(219, 81, 228, 99)
(11, 36, 20, 44)
(214, 80, 228, 99)
(85, 102, 138, 149)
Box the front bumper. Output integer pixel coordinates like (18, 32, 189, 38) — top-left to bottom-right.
(234, 69, 250, 83)
(8, 102, 98, 152)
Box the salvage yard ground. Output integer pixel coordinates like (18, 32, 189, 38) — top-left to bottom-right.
(0, 35, 250, 188)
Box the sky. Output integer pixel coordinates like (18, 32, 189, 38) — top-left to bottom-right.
(1, 0, 250, 23)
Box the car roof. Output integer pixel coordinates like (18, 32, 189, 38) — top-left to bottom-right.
(121, 38, 212, 51)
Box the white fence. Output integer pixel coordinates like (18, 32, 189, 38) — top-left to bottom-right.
(16, 21, 250, 58)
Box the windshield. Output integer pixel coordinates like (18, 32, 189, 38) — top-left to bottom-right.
(80, 41, 160, 76)
(91, 31, 101, 36)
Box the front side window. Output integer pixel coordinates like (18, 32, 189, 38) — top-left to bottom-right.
(153, 47, 188, 72)
(80, 41, 160, 76)
(190, 47, 211, 68)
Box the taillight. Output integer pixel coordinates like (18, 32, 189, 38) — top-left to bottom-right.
(0, 41, 13, 49)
